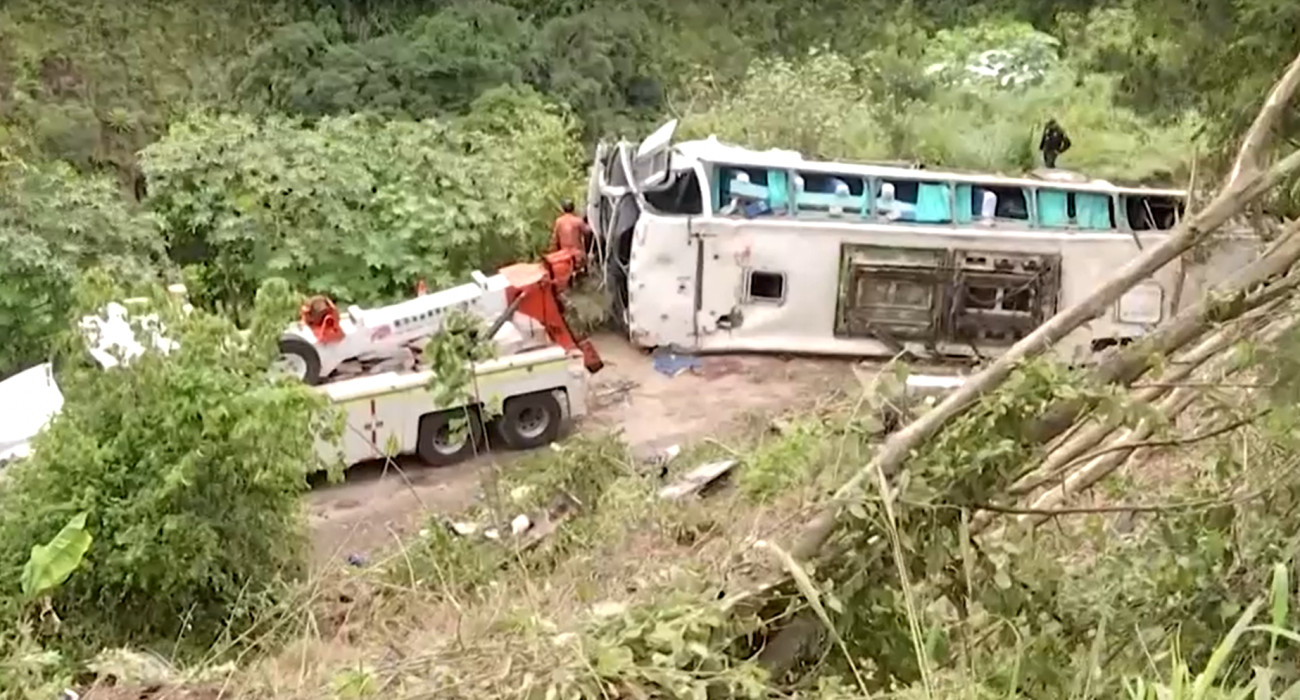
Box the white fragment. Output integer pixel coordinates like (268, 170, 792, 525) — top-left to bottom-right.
(509, 485, 534, 501)
(450, 521, 479, 536)
(591, 601, 627, 618)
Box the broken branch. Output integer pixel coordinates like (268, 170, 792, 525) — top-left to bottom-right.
(1227, 52, 1300, 188)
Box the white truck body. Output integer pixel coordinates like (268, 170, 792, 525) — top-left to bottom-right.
(1, 306, 591, 471)
(280, 269, 525, 384)
(320, 345, 589, 467)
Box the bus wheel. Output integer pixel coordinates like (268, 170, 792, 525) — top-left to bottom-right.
(417, 409, 486, 466)
(495, 392, 563, 450)
(277, 337, 322, 385)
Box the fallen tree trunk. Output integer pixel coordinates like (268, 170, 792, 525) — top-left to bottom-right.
(1010, 278, 1295, 491)
(1026, 224, 1300, 446)
(984, 312, 1295, 535)
(966, 305, 1279, 533)
(789, 169, 1300, 562)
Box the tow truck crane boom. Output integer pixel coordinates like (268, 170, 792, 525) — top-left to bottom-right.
(277, 250, 604, 386)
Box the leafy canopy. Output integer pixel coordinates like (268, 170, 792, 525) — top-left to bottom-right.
(0, 159, 167, 379)
(681, 27, 1198, 184)
(141, 86, 583, 315)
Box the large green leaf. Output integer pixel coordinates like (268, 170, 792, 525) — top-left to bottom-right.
(20, 512, 93, 599)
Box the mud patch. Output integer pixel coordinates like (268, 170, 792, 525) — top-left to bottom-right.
(698, 356, 746, 380)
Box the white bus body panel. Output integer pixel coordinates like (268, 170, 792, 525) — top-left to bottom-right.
(590, 125, 1264, 363)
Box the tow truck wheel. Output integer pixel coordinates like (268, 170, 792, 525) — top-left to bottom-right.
(494, 391, 563, 450)
(277, 337, 322, 385)
(417, 409, 486, 466)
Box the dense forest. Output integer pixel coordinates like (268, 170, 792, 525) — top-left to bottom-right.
(3, 0, 1297, 378)
(4, 0, 1300, 697)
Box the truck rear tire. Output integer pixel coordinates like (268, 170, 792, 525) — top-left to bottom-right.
(278, 337, 323, 385)
(417, 408, 486, 466)
(494, 391, 564, 450)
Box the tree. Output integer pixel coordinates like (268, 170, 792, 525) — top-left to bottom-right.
(530, 4, 664, 139)
(0, 159, 168, 379)
(234, 2, 535, 121)
(141, 87, 582, 316)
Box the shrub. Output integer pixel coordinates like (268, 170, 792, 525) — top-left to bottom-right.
(0, 160, 168, 378)
(0, 275, 333, 657)
(141, 86, 582, 317)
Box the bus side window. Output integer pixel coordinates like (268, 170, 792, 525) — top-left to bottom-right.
(875, 180, 918, 221)
(877, 180, 951, 224)
(794, 172, 865, 218)
(1124, 195, 1182, 231)
(957, 185, 1029, 224)
(716, 166, 773, 217)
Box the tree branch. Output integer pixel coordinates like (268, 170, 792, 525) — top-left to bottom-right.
(970, 486, 1268, 517)
(1048, 408, 1267, 479)
(1228, 52, 1300, 188)
(1026, 228, 1300, 447)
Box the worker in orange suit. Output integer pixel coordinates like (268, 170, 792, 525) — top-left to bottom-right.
(550, 197, 592, 273)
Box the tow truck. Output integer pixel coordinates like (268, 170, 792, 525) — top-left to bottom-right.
(284, 250, 605, 466)
(2, 251, 604, 470)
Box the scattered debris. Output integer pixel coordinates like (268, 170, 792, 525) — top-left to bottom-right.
(879, 373, 968, 433)
(659, 459, 739, 500)
(346, 553, 367, 567)
(636, 443, 681, 478)
(590, 378, 639, 409)
(652, 348, 703, 377)
(446, 492, 580, 551)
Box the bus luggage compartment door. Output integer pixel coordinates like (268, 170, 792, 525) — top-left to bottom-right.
(948, 250, 1061, 346)
(835, 244, 948, 349)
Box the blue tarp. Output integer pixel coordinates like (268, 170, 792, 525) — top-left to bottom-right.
(652, 348, 702, 377)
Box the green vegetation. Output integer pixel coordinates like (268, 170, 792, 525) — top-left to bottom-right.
(141, 87, 580, 316)
(3, 0, 1300, 697)
(0, 275, 330, 659)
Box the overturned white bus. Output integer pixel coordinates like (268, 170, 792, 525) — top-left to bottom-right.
(586, 120, 1259, 362)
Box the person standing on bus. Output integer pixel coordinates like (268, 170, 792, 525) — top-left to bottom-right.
(550, 198, 592, 271)
(1039, 118, 1071, 169)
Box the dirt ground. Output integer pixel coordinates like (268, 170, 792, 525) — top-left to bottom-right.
(305, 332, 855, 566)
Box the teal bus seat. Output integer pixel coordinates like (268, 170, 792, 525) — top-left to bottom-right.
(767, 169, 790, 212)
(728, 179, 769, 200)
(795, 190, 863, 216)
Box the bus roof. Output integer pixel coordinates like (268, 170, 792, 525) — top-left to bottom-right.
(673, 136, 1187, 199)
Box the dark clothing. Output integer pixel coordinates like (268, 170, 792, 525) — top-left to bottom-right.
(1039, 123, 1071, 169)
